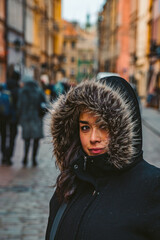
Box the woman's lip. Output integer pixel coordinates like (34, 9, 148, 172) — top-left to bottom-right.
(89, 148, 104, 154)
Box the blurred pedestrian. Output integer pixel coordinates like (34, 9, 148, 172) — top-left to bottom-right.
(5, 70, 20, 165)
(50, 80, 71, 101)
(17, 75, 46, 167)
(46, 76, 160, 240)
(0, 83, 11, 164)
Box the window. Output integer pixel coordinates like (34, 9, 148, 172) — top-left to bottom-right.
(70, 68, 75, 76)
(63, 57, 67, 63)
(71, 41, 76, 49)
(83, 67, 87, 74)
(63, 41, 66, 48)
(71, 57, 75, 62)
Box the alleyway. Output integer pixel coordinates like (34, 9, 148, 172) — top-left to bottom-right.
(0, 107, 160, 240)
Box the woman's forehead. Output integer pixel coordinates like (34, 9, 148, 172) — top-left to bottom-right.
(79, 111, 101, 124)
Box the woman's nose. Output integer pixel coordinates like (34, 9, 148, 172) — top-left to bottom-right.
(90, 129, 101, 143)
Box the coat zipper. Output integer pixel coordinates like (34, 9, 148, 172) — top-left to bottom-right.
(83, 156, 87, 170)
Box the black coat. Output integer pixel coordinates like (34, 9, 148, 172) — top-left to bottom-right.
(46, 154, 160, 240)
(17, 81, 45, 139)
(46, 77, 160, 240)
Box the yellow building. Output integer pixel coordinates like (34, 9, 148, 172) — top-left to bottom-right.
(62, 20, 78, 83)
(25, 0, 50, 78)
(24, 0, 63, 82)
(52, 0, 64, 82)
(53, 0, 63, 56)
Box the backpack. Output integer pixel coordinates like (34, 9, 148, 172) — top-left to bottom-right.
(0, 89, 12, 117)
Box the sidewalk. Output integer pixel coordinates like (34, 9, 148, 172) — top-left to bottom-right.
(141, 106, 160, 137)
(0, 107, 160, 239)
(0, 115, 59, 240)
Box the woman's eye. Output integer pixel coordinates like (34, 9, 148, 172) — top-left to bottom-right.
(81, 126, 89, 131)
(99, 124, 105, 129)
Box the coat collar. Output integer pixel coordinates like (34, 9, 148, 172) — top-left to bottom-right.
(71, 148, 143, 189)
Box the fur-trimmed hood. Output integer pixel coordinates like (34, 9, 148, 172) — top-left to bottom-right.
(51, 76, 142, 170)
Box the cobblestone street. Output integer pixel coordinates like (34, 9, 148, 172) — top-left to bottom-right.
(0, 108, 160, 240)
(0, 115, 59, 240)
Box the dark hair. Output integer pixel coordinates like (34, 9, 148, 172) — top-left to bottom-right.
(55, 138, 81, 203)
(55, 105, 106, 202)
(55, 105, 91, 202)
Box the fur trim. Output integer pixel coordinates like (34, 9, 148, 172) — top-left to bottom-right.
(51, 79, 142, 169)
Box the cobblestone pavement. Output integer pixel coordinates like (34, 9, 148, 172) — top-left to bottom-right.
(143, 124, 160, 168)
(0, 115, 59, 240)
(0, 111, 160, 240)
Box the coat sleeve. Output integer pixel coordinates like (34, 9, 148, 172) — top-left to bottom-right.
(148, 174, 160, 239)
(45, 190, 60, 240)
(16, 90, 23, 123)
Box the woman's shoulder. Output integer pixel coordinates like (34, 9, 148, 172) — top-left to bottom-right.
(126, 159, 160, 187)
(141, 160, 160, 174)
(136, 160, 160, 187)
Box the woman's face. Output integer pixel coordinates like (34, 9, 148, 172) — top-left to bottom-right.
(79, 111, 110, 156)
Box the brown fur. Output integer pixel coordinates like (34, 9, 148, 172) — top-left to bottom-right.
(51, 80, 141, 171)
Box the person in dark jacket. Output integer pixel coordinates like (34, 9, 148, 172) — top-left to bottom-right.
(6, 70, 20, 165)
(0, 83, 9, 164)
(18, 75, 46, 167)
(0, 70, 20, 165)
(46, 76, 160, 240)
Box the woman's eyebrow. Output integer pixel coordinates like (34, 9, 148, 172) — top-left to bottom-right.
(79, 121, 88, 124)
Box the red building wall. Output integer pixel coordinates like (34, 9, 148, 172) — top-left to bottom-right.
(116, 0, 130, 81)
(0, 0, 6, 83)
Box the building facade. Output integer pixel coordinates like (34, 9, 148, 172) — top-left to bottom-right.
(134, 0, 150, 100)
(98, 2, 107, 72)
(62, 20, 78, 83)
(0, 0, 6, 83)
(116, 0, 130, 81)
(0, 0, 63, 83)
(98, 0, 130, 80)
(77, 26, 96, 82)
(25, 0, 58, 81)
(129, 0, 138, 84)
(98, 0, 160, 104)
(98, 0, 118, 73)
(25, 0, 40, 75)
(147, 0, 160, 108)
(7, 0, 25, 76)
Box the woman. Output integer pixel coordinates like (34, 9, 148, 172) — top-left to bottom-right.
(46, 76, 160, 240)
(18, 75, 46, 167)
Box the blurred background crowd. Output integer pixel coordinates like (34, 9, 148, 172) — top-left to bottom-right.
(0, 0, 159, 108)
(0, 64, 71, 167)
(0, 0, 160, 166)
